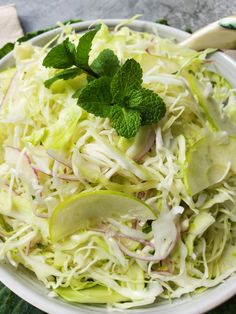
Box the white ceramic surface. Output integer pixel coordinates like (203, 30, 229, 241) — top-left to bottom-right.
(0, 19, 236, 314)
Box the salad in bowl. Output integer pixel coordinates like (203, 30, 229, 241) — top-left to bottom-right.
(0, 18, 236, 312)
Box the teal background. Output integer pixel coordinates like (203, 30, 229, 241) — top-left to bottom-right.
(0, 0, 235, 313)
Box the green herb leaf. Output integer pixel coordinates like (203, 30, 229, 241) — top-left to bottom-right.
(77, 76, 112, 117)
(155, 18, 169, 26)
(44, 67, 83, 88)
(66, 40, 76, 56)
(129, 88, 166, 125)
(75, 25, 101, 71)
(43, 38, 76, 69)
(0, 42, 15, 59)
(90, 49, 120, 77)
(110, 105, 141, 138)
(111, 59, 143, 104)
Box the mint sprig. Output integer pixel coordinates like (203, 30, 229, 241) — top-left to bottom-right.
(42, 25, 102, 84)
(75, 59, 166, 138)
(43, 26, 166, 138)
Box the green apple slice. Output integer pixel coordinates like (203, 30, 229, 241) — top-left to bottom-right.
(184, 132, 236, 195)
(55, 285, 129, 303)
(186, 73, 236, 136)
(49, 190, 156, 242)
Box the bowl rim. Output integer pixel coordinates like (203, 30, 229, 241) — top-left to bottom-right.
(0, 18, 236, 314)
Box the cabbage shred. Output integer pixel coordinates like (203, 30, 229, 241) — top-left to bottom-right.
(0, 22, 236, 309)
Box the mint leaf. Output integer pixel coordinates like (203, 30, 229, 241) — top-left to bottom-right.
(0, 42, 15, 59)
(77, 76, 112, 117)
(129, 88, 166, 125)
(90, 49, 120, 77)
(110, 105, 141, 138)
(43, 38, 75, 69)
(111, 59, 143, 104)
(75, 25, 101, 71)
(44, 68, 83, 88)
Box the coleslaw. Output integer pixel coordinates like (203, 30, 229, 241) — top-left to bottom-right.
(0, 20, 236, 309)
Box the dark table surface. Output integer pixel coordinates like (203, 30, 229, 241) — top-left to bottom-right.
(0, 0, 235, 313)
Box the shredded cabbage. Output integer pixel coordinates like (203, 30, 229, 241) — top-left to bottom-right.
(0, 20, 236, 309)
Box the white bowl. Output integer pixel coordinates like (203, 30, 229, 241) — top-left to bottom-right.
(0, 19, 236, 314)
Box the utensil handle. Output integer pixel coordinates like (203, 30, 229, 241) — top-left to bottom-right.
(180, 16, 236, 51)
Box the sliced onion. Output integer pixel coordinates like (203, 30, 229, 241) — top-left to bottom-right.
(117, 241, 161, 262)
(4, 146, 40, 194)
(126, 126, 156, 162)
(47, 149, 72, 169)
(25, 240, 31, 255)
(109, 219, 152, 240)
(0, 181, 19, 196)
(32, 165, 51, 176)
(33, 165, 81, 182)
(91, 228, 155, 248)
(5, 145, 39, 177)
(132, 219, 140, 229)
(0, 71, 18, 109)
(57, 174, 81, 181)
(116, 234, 154, 248)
